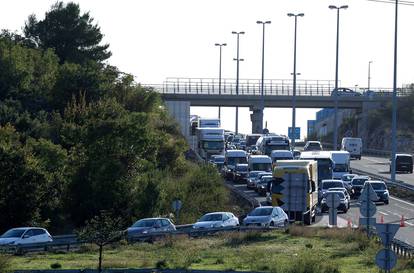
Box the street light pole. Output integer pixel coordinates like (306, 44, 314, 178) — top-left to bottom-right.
(215, 43, 227, 120)
(232, 31, 244, 135)
(368, 61, 373, 90)
(288, 13, 304, 151)
(257, 21, 271, 134)
(391, 0, 399, 183)
(329, 5, 348, 151)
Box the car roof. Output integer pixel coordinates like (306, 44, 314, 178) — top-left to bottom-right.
(396, 154, 412, 157)
(368, 180, 386, 184)
(8, 227, 45, 230)
(352, 175, 370, 179)
(137, 217, 169, 221)
(254, 206, 275, 209)
(204, 212, 232, 215)
(322, 179, 343, 183)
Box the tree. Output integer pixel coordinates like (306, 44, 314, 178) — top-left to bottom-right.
(24, 2, 111, 64)
(77, 211, 123, 272)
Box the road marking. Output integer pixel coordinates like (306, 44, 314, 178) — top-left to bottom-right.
(390, 196, 414, 207)
(378, 211, 389, 216)
(394, 203, 414, 213)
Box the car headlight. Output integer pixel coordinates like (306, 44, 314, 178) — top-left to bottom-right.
(321, 199, 326, 204)
(384, 190, 389, 196)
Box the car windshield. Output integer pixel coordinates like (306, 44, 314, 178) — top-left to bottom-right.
(371, 183, 386, 190)
(132, 219, 156, 227)
(352, 179, 367, 186)
(249, 172, 261, 178)
(214, 157, 225, 163)
(322, 181, 343, 190)
(397, 156, 413, 164)
(342, 175, 354, 182)
(249, 208, 273, 216)
(327, 192, 345, 199)
(334, 163, 348, 172)
(316, 159, 333, 181)
(202, 141, 224, 150)
(199, 214, 223, 222)
(236, 165, 248, 171)
(1, 229, 26, 238)
(227, 157, 247, 165)
(261, 177, 273, 182)
(252, 163, 272, 172)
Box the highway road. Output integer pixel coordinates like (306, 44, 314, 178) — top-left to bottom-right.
(229, 179, 414, 246)
(351, 155, 414, 185)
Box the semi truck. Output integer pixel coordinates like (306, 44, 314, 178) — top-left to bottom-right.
(270, 160, 318, 225)
(256, 134, 290, 156)
(196, 127, 225, 160)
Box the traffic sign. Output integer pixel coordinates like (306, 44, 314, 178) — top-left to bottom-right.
(288, 127, 300, 140)
(326, 192, 341, 208)
(360, 200, 377, 218)
(375, 223, 400, 247)
(358, 182, 379, 203)
(375, 249, 397, 271)
(326, 192, 340, 226)
(359, 217, 376, 226)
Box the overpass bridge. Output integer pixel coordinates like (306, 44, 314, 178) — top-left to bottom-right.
(148, 77, 410, 134)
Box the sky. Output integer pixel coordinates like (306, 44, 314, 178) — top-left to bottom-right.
(1, 0, 413, 138)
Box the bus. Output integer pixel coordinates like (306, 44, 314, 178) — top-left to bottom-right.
(256, 135, 290, 156)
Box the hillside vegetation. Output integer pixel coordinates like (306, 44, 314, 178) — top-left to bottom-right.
(5, 228, 414, 273)
(0, 2, 228, 233)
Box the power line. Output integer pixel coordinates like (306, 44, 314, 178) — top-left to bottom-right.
(366, 0, 414, 6)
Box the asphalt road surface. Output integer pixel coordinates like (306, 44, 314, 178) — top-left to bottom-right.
(229, 179, 414, 246)
(351, 156, 414, 185)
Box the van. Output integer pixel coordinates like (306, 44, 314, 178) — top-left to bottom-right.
(271, 160, 318, 225)
(330, 151, 351, 179)
(223, 150, 247, 179)
(341, 137, 362, 160)
(248, 155, 272, 172)
(390, 154, 413, 173)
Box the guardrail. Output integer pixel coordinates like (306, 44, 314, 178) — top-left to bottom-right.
(148, 78, 412, 97)
(15, 269, 263, 273)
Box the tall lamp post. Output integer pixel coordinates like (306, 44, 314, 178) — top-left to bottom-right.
(391, 0, 399, 183)
(215, 43, 227, 120)
(368, 61, 373, 90)
(329, 4, 348, 151)
(232, 31, 244, 135)
(257, 21, 271, 134)
(287, 13, 304, 150)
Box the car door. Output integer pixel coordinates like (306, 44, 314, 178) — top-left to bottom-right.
(272, 208, 282, 226)
(221, 214, 230, 227)
(21, 229, 36, 244)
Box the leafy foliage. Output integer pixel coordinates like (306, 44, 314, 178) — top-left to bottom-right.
(0, 2, 228, 235)
(24, 2, 111, 64)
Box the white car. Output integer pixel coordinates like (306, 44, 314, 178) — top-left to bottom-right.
(193, 212, 239, 229)
(0, 227, 53, 245)
(243, 206, 288, 227)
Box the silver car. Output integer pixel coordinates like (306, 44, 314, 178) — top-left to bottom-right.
(193, 212, 239, 229)
(243, 206, 288, 227)
(127, 218, 176, 239)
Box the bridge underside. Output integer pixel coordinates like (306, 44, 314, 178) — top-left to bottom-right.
(161, 94, 391, 109)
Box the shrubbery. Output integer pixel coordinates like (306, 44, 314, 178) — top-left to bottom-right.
(0, 2, 228, 233)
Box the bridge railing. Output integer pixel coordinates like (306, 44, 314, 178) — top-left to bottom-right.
(142, 78, 411, 97)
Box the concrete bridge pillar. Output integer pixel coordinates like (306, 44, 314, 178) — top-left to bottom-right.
(250, 107, 263, 134)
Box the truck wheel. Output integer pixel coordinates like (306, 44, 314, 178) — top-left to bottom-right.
(304, 213, 312, 225)
(384, 200, 389, 205)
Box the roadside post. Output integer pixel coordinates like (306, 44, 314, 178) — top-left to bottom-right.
(358, 182, 379, 237)
(325, 192, 340, 226)
(172, 199, 182, 225)
(375, 223, 400, 272)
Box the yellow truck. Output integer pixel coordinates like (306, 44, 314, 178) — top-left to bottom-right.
(270, 160, 318, 225)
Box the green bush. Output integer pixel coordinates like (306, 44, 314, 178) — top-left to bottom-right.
(0, 254, 11, 273)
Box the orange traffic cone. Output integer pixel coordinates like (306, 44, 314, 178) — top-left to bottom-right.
(400, 215, 406, 227)
(380, 215, 384, 224)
